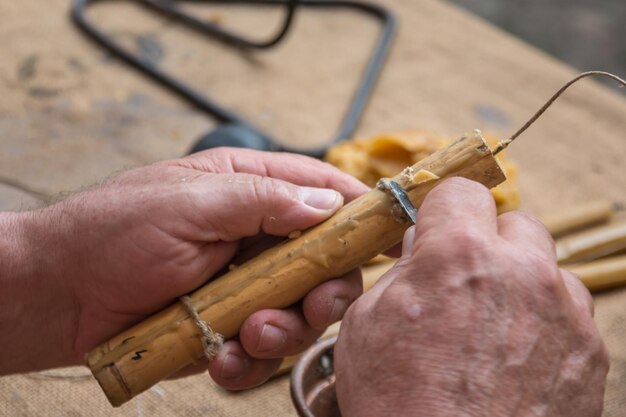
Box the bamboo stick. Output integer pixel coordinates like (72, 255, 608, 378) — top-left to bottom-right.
(568, 255, 626, 292)
(556, 220, 626, 264)
(86, 131, 506, 406)
(541, 201, 615, 237)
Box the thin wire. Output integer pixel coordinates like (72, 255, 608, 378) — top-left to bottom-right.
(493, 71, 626, 155)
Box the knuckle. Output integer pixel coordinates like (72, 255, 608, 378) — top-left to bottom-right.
(449, 226, 491, 250)
(438, 177, 490, 197)
(177, 148, 233, 173)
(210, 146, 248, 162)
(404, 229, 493, 287)
(265, 176, 295, 201)
(525, 255, 563, 294)
(250, 176, 288, 206)
(501, 210, 533, 224)
(426, 227, 491, 267)
(507, 211, 554, 242)
(250, 175, 270, 202)
(520, 212, 548, 234)
(539, 271, 563, 296)
(203, 148, 231, 171)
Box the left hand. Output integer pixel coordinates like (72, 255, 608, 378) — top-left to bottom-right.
(2, 148, 368, 389)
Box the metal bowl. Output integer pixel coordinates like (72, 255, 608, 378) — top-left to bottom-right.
(290, 336, 341, 417)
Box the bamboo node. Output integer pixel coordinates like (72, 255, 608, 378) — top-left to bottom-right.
(180, 296, 224, 360)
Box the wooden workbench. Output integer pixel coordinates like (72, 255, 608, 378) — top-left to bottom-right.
(1, 1, 625, 416)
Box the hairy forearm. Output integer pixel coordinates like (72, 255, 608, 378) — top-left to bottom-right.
(0, 210, 78, 375)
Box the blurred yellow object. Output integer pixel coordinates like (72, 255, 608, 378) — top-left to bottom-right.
(326, 130, 520, 213)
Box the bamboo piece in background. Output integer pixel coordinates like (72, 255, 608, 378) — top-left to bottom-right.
(556, 220, 626, 264)
(86, 131, 506, 406)
(568, 255, 626, 292)
(542, 200, 617, 237)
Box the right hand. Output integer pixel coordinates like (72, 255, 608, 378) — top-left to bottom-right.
(335, 178, 609, 417)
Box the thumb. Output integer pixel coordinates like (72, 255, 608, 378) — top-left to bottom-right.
(189, 172, 344, 241)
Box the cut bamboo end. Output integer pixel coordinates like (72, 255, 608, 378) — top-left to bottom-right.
(87, 131, 506, 407)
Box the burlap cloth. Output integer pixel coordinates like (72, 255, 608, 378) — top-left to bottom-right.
(1, 0, 625, 415)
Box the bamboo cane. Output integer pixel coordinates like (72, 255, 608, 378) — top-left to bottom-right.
(541, 201, 615, 237)
(86, 131, 506, 406)
(568, 255, 626, 292)
(556, 220, 626, 264)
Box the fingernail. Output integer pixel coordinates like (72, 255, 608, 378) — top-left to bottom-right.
(256, 324, 287, 353)
(327, 297, 349, 326)
(219, 353, 249, 380)
(300, 188, 342, 211)
(402, 226, 416, 257)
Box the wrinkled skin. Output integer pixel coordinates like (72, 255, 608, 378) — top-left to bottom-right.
(0, 148, 368, 388)
(336, 178, 609, 417)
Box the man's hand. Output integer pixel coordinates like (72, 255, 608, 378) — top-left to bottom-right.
(335, 178, 609, 417)
(0, 148, 368, 389)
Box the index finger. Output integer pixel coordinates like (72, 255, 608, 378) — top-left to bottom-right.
(414, 177, 498, 238)
(170, 148, 370, 201)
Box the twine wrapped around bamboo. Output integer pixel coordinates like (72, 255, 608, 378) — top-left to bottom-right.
(86, 131, 506, 406)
